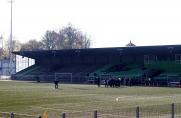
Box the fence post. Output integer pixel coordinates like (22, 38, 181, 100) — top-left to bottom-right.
(10, 112, 14, 118)
(172, 103, 175, 118)
(62, 113, 66, 118)
(136, 106, 139, 118)
(94, 110, 97, 118)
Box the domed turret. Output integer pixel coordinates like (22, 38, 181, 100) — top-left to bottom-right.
(126, 40, 136, 47)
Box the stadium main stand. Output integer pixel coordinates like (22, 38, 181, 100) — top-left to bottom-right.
(12, 45, 181, 86)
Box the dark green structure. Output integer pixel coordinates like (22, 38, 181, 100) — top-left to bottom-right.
(13, 45, 181, 86)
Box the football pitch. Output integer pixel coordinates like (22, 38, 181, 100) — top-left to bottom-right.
(0, 81, 181, 118)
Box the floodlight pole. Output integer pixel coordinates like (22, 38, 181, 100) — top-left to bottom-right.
(9, 0, 13, 75)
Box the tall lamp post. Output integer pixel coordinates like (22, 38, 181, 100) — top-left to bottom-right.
(9, 0, 14, 75)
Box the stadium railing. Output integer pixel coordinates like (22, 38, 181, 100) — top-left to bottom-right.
(52, 103, 181, 118)
(15, 65, 40, 76)
(145, 61, 181, 73)
(0, 111, 38, 118)
(3, 103, 181, 118)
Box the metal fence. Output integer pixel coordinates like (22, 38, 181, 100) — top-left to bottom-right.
(64, 103, 181, 118)
(2, 103, 181, 118)
(0, 112, 37, 118)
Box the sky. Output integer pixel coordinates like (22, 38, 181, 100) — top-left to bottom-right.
(0, 0, 181, 48)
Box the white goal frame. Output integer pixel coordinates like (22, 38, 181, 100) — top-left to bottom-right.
(54, 73, 73, 83)
(99, 73, 112, 80)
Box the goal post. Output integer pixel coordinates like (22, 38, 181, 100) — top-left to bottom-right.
(54, 73, 73, 83)
(99, 73, 111, 80)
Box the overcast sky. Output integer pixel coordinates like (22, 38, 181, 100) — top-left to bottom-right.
(0, 0, 181, 48)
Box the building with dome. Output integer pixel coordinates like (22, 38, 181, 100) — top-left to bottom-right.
(126, 40, 136, 47)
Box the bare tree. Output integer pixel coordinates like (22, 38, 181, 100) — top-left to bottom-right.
(12, 40, 21, 51)
(19, 24, 91, 51)
(0, 35, 3, 58)
(59, 24, 91, 49)
(20, 39, 42, 51)
(1, 39, 21, 59)
(41, 31, 59, 50)
(41, 24, 91, 50)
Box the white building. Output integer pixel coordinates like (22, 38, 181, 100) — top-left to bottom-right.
(0, 59, 15, 79)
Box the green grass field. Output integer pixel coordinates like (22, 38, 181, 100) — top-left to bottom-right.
(0, 81, 181, 118)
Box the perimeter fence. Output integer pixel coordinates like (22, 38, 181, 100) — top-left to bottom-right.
(1, 103, 181, 118)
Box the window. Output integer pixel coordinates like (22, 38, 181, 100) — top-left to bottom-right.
(16, 55, 35, 72)
(175, 54, 181, 64)
(144, 55, 157, 64)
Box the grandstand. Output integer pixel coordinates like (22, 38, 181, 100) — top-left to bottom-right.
(12, 45, 181, 86)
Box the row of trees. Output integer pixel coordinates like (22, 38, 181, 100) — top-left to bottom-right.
(0, 24, 91, 59)
(21, 24, 91, 51)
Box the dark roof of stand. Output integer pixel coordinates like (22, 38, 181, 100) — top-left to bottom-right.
(13, 44, 181, 59)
